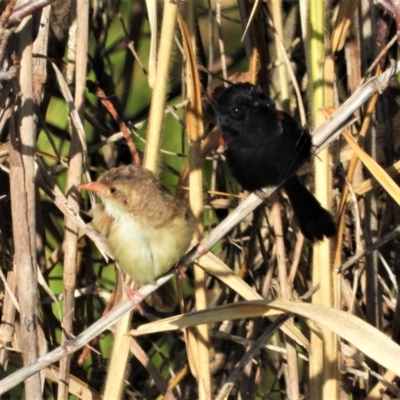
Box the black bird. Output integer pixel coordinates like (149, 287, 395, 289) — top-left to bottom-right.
(216, 83, 336, 241)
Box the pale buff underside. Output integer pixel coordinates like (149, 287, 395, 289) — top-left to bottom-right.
(99, 201, 193, 285)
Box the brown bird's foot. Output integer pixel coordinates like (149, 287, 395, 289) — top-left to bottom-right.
(176, 261, 188, 280)
(125, 284, 146, 315)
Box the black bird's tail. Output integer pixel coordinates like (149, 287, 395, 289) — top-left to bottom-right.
(283, 175, 336, 241)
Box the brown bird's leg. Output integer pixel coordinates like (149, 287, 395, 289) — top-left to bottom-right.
(125, 278, 146, 315)
(175, 261, 188, 280)
(116, 268, 145, 314)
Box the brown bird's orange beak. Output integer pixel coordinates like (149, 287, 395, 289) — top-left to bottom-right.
(77, 181, 107, 194)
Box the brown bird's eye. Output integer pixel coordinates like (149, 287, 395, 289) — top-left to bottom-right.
(110, 187, 117, 194)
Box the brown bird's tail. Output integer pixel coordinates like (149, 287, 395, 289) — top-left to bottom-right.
(283, 175, 336, 241)
(146, 279, 177, 312)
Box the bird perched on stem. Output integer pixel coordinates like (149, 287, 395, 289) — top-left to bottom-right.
(78, 165, 195, 312)
(216, 83, 336, 241)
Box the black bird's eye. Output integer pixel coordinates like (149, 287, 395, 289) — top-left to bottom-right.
(110, 187, 117, 194)
(230, 107, 242, 117)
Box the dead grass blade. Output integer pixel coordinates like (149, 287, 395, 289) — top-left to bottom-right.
(198, 252, 309, 349)
(133, 300, 400, 377)
(343, 130, 400, 207)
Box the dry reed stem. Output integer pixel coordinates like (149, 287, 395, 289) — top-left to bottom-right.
(178, 8, 211, 399)
(272, 198, 299, 399)
(144, 0, 178, 173)
(9, 9, 42, 398)
(57, 1, 88, 398)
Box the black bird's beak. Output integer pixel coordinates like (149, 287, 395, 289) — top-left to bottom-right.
(219, 133, 228, 147)
(253, 99, 273, 109)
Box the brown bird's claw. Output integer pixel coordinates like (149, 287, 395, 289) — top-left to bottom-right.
(176, 261, 188, 280)
(125, 285, 145, 315)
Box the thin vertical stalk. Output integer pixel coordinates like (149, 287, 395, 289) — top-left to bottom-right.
(11, 8, 40, 398)
(0, 269, 17, 379)
(58, 0, 88, 398)
(0, 2, 51, 385)
(365, 105, 380, 331)
(271, 199, 299, 399)
(144, 0, 178, 173)
(179, 4, 211, 397)
(322, 2, 340, 397)
(215, 0, 228, 84)
(267, 0, 290, 112)
(308, 0, 338, 399)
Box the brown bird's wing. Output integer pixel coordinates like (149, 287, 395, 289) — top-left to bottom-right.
(90, 203, 115, 236)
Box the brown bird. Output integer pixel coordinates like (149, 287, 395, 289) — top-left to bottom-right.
(78, 165, 195, 312)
